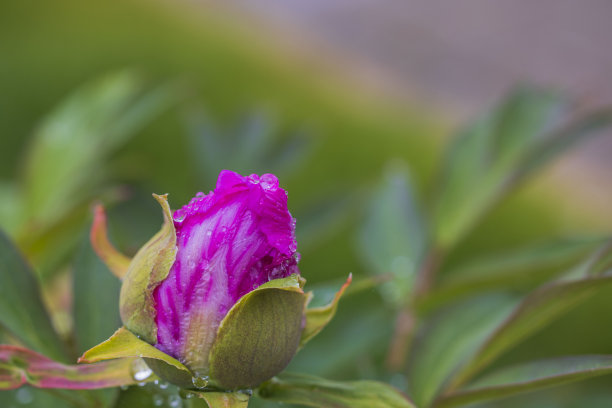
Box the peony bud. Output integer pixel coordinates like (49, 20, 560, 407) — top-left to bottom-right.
(83, 170, 349, 394)
(119, 170, 306, 389)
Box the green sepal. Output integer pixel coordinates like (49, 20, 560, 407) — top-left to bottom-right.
(208, 274, 307, 390)
(299, 274, 352, 348)
(119, 193, 177, 343)
(78, 327, 192, 388)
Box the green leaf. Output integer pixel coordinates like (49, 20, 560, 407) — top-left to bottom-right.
(208, 278, 307, 389)
(78, 327, 191, 382)
(408, 294, 517, 407)
(435, 355, 612, 408)
(258, 373, 416, 408)
(21, 70, 178, 232)
(2, 387, 73, 408)
(0, 181, 22, 237)
(299, 274, 351, 348)
(358, 163, 427, 304)
(421, 236, 603, 311)
(113, 382, 198, 408)
(0, 344, 141, 390)
(562, 238, 612, 279)
(447, 274, 612, 390)
(185, 108, 312, 187)
(0, 230, 67, 361)
(433, 86, 612, 249)
(197, 391, 250, 408)
(119, 194, 177, 344)
(73, 234, 121, 353)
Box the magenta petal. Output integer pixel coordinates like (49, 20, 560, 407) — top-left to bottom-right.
(153, 170, 299, 372)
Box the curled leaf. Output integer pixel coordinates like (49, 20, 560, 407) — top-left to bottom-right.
(299, 274, 352, 348)
(90, 203, 131, 279)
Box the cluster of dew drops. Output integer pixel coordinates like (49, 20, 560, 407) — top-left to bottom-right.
(129, 359, 251, 406)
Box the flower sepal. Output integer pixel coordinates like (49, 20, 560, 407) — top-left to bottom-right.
(119, 194, 177, 344)
(207, 273, 307, 390)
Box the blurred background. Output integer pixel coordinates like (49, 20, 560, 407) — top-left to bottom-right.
(1, 0, 612, 407)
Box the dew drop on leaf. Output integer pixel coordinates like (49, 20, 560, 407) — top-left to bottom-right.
(191, 373, 210, 389)
(131, 358, 153, 382)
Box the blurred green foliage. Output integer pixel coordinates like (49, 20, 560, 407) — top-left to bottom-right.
(1, 0, 612, 407)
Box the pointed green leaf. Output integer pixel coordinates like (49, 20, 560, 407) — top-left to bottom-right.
(408, 294, 518, 407)
(119, 194, 177, 343)
(299, 274, 351, 348)
(78, 327, 191, 378)
(435, 355, 612, 408)
(0, 230, 67, 361)
(208, 277, 307, 389)
(21, 70, 179, 232)
(448, 275, 612, 390)
(359, 164, 427, 304)
(197, 391, 250, 408)
(0, 345, 141, 390)
(73, 235, 121, 353)
(433, 86, 612, 249)
(258, 373, 416, 408)
(422, 236, 603, 311)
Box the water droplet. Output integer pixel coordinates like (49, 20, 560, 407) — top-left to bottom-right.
(137, 382, 146, 387)
(235, 389, 252, 402)
(168, 395, 182, 407)
(120, 385, 129, 391)
(191, 373, 209, 389)
(174, 209, 186, 223)
(260, 174, 278, 190)
(248, 174, 260, 184)
(131, 359, 153, 382)
(206, 230, 212, 237)
(159, 382, 169, 390)
(179, 389, 197, 399)
(153, 395, 164, 406)
(16, 388, 33, 404)
(195, 192, 205, 197)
